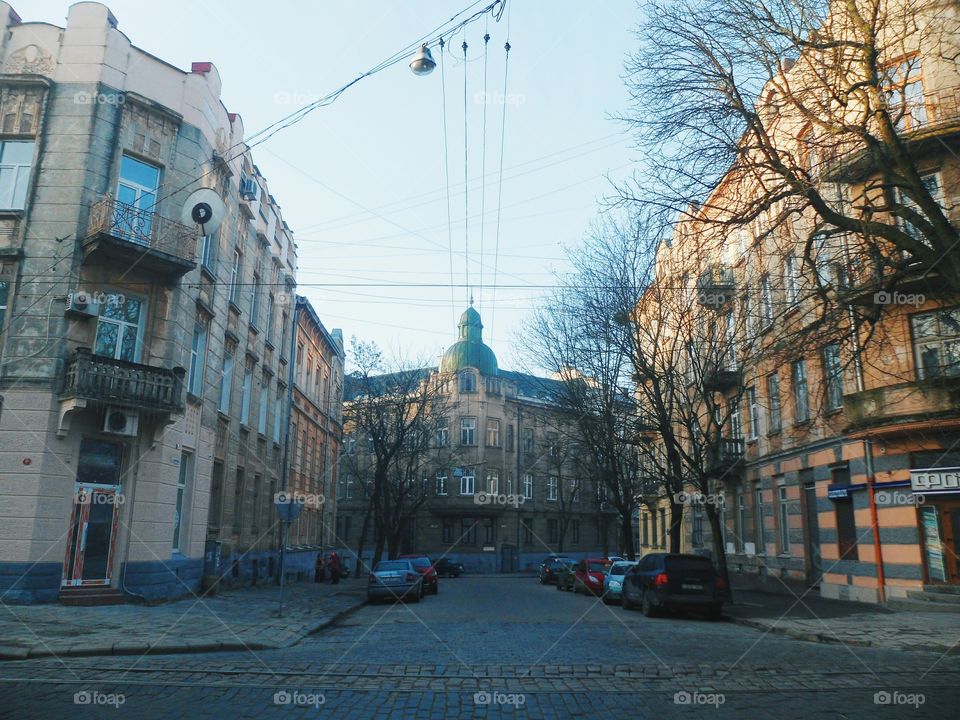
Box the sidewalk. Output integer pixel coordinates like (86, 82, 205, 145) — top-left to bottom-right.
(0, 578, 367, 661)
(725, 587, 960, 655)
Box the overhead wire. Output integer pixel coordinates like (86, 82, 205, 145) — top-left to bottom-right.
(489, 0, 513, 345)
(479, 19, 491, 309)
(462, 38, 471, 304)
(439, 37, 457, 328)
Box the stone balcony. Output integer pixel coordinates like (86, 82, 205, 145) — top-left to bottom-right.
(83, 197, 197, 279)
(59, 348, 186, 414)
(706, 437, 745, 477)
(696, 264, 736, 308)
(843, 378, 960, 437)
(703, 364, 743, 392)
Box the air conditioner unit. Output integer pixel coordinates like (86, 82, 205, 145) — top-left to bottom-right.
(240, 177, 259, 201)
(65, 291, 100, 318)
(103, 407, 139, 436)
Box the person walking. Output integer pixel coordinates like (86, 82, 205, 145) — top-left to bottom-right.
(329, 551, 342, 585)
(314, 553, 325, 583)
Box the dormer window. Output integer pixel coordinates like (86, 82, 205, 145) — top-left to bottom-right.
(459, 370, 477, 393)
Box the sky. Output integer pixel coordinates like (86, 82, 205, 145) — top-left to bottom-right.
(27, 0, 640, 373)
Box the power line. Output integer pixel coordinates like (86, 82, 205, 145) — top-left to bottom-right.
(439, 37, 457, 328)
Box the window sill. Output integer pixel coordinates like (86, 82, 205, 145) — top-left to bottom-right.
(217, 410, 231, 422)
(793, 419, 811, 428)
(766, 428, 782, 438)
(228, 301, 243, 316)
(186, 391, 202, 404)
(823, 407, 843, 417)
(200, 264, 217, 283)
(0, 209, 25, 218)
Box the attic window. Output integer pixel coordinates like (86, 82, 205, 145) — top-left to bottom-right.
(459, 371, 476, 393)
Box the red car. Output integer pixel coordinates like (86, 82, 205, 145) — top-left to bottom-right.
(398, 554, 438, 595)
(572, 558, 612, 596)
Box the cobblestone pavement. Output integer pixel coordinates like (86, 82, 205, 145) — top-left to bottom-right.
(0, 579, 367, 660)
(1, 577, 957, 718)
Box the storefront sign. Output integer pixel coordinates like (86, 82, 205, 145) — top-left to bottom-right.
(910, 468, 960, 494)
(828, 484, 865, 500)
(920, 506, 947, 582)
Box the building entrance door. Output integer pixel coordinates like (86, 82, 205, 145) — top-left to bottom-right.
(937, 500, 960, 584)
(803, 481, 822, 587)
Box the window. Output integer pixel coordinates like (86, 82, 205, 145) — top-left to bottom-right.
(115, 155, 160, 241)
(777, 486, 790, 554)
(460, 518, 477, 545)
(251, 273, 261, 328)
(692, 506, 704, 547)
(735, 490, 746, 551)
(822, 343, 843, 410)
(172, 452, 192, 551)
(266, 294, 275, 345)
(187, 316, 208, 396)
(521, 517, 533, 544)
(484, 520, 495, 545)
(882, 54, 926, 131)
(792, 360, 809, 423)
(784, 254, 798, 305)
(218, 347, 234, 413)
(896, 172, 944, 244)
(570, 479, 580, 503)
(279, 311, 288, 357)
(522, 428, 534, 453)
(571, 519, 580, 544)
(650, 510, 658, 547)
(459, 467, 475, 495)
(725, 310, 737, 368)
(436, 470, 448, 496)
(760, 275, 773, 327)
(486, 418, 501, 447)
(747, 386, 760, 439)
(460, 417, 476, 445)
(547, 476, 558, 501)
(258, 381, 268, 434)
(659, 508, 668, 546)
(767, 373, 782, 433)
(753, 484, 765, 554)
(548, 519, 558, 543)
(209, 462, 224, 529)
(835, 496, 858, 560)
(459, 371, 476, 393)
(911, 308, 960, 379)
(435, 418, 449, 447)
(230, 250, 242, 304)
(0, 140, 34, 209)
(0, 280, 7, 336)
(729, 399, 743, 439)
(199, 233, 215, 270)
(273, 394, 282, 443)
(342, 515, 352, 543)
(240, 362, 253, 425)
(94, 294, 143, 362)
(505, 471, 514, 495)
(442, 518, 455, 544)
(506, 424, 514, 451)
(522, 473, 533, 499)
(547, 432, 559, 457)
(486, 469, 499, 494)
(233, 468, 245, 532)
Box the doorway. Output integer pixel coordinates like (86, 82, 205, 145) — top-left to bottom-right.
(802, 477, 822, 587)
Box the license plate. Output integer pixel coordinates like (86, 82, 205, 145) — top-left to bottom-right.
(382, 576, 401, 584)
(681, 583, 703, 590)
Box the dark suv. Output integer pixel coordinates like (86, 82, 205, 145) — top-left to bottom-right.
(432, 558, 465, 578)
(539, 556, 574, 584)
(621, 553, 726, 619)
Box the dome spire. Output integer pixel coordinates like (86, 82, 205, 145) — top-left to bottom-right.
(440, 305, 499, 376)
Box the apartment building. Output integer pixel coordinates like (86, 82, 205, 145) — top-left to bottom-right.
(0, 2, 300, 604)
(637, 0, 960, 605)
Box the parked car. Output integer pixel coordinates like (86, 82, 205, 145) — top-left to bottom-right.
(367, 560, 423, 603)
(556, 560, 577, 591)
(572, 558, 612, 596)
(621, 553, 725, 619)
(602, 560, 638, 603)
(539, 556, 574, 584)
(607, 556, 624, 563)
(399, 554, 439, 595)
(432, 558, 465, 578)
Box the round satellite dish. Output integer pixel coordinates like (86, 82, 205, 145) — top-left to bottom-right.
(181, 188, 226, 236)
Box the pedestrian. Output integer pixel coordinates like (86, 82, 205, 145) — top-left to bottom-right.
(314, 553, 325, 583)
(329, 551, 341, 585)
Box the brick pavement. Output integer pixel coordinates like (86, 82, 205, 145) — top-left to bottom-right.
(0, 578, 367, 661)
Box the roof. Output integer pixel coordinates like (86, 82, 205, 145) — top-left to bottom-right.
(439, 306, 499, 376)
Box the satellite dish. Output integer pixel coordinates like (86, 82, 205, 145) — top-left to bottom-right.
(181, 188, 226, 236)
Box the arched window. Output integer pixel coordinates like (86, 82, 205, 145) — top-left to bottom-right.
(459, 370, 476, 393)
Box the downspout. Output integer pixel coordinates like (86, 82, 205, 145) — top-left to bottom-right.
(843, 233, 885, 602)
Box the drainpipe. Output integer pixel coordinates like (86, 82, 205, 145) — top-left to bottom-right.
(844, 233, 885, 603)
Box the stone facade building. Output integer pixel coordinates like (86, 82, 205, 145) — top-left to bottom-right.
(337, 306, 618, 573)
(0, 2, 306, 603)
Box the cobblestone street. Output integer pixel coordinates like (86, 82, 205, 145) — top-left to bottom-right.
(2, 577, 957, 718)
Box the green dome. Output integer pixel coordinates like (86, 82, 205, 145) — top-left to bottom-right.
(439, 306, 499, 376)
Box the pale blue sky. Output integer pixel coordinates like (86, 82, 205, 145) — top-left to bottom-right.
(28, 0, 639, 372)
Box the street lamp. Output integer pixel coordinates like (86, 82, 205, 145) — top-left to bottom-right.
(409, 44, 437, 75)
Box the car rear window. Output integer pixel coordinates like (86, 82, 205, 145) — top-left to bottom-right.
(376, 561, 410, 572)
(406, 557, 431, 568)
(666, 556, 716, 574)
(587, 561, 611, 573)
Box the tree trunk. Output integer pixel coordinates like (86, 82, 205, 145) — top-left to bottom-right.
(355, 503, 373, 577)
(705, 501, 733, 602)
(669, 499, 684, 554)
(619, 512, 635, 560)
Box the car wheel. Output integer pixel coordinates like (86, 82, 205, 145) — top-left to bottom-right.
(621, 591, 634, 611)
(641, 590, 659, 618)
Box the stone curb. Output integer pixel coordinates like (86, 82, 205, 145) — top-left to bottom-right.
(0, 591, 368, 662)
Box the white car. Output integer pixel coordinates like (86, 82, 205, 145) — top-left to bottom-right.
(603, 560, 638, 603)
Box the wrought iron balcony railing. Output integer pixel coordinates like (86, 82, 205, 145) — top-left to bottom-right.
(60, 348, 186, 413)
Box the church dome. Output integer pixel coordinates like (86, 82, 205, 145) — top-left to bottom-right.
(439, 306, 499, 376)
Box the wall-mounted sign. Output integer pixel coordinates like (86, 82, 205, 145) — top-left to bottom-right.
(920, 506, 947, 582)
(910, 468, 960, 494)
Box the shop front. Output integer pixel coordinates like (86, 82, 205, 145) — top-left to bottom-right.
(912, 467, 960, 585)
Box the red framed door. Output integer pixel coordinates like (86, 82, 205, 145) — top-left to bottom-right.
(62, 487, 121, 587)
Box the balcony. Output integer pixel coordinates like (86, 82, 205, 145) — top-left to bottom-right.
(706, 437, 745, 477)
(843, 378, 960, 437)
(703, 364, 742, 392)
(696, 265, 736, 308)
(822, 85, 960, 182)
(60, 348, 186, 414)
(83, 197, 197, 279)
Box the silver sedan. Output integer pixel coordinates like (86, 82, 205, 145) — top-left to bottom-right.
(367, 560, 423, 603)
